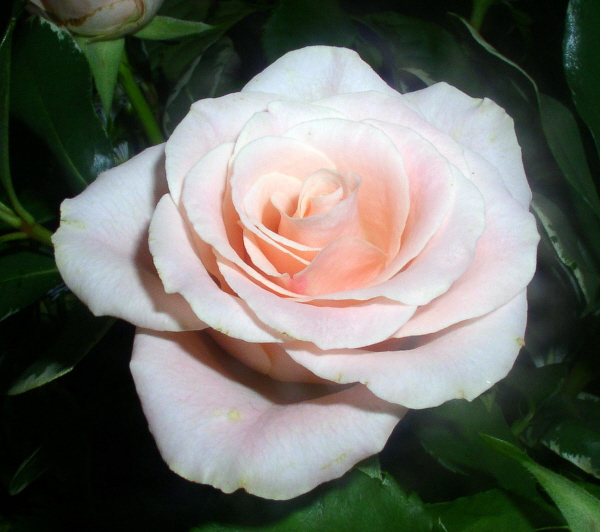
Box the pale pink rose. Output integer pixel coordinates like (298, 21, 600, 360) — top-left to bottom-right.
(52, 46, 539, 499)
(29, 0, 164, 37)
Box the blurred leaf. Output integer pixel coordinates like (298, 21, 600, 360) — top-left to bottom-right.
(193, 467, 433, 531)
(564, 0, 600, 154)
(483, 435, 600, 532)
(531, 193, 600, 311)
(539, 93, 600, 219)
(503, 363, 566, 407)
(0, 248, 61, 321)
(429, 489, 535, 532)
(163, 38, 241, 134)
(135, 16, 217, 40)
(8, 302, 114, 395)
(8, 446, 47, 496)
(157, 0, 211, 21)
(75, 36, 124, 113)
(417, 397, 540, 500)
(11, 18, 115, 193)
(527, 394, 600, 479)
(262, 0, 356, 62)
(1, 0, 27, 217)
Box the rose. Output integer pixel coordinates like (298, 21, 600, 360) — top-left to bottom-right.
(52, 46, 539, 499)
(29, 0, 164, 38)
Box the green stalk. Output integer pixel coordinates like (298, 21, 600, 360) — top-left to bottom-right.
(470, 0, 496, 32)
(118, 56, 164, 146)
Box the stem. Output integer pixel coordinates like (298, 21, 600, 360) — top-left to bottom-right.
(25, 222, 54, 248)
(470, 0, 496, 32)
(0, 200, 54, 247)
(0, 201, 22, 228)
(118, 56, 164, 146)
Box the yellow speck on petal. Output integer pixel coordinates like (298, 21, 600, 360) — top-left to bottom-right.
(321, 453, 347, 470)
(456, 389, 466, 399)
(227, 409, 242, 422)
(516, 337, 526, 347)
(334, 372, 343, 383)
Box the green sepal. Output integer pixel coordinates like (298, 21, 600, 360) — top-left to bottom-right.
(134, 16, 218, 40)
(74, 36, 125, 113)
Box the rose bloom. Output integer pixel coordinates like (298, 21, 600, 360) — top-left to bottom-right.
(53, 46, 539, 499)
(29, 0, 164, 38)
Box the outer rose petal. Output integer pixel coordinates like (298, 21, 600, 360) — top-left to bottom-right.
(242, 46, 399, 101)
(404, 82, 532, 208)
(286, 291, 528, 409)
(149, 194, 283, 344)
(130, 329, 406, 500)
(52, 145, 204, 331)
(166, 92, 276, 204)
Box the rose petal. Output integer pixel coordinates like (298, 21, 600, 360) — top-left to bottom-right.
(404, 82, 532, 208)
(130, 329, 406, 500)
(286, 291, 528, 409)
(166, 92, 276, 204)
(149, 193, 283, 343)
(52, 145, 204, 331)
(284, 118, 409, 257)
(286, 237, 388, 296)
(393, 151, 539, 336)
(242, 46, 399, 101)
(216, 257, 417, 349)
(233, 99, 346, 156)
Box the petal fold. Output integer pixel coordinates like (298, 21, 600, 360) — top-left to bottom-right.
(131, 329, 406, 500)
(53, 145, 204, 331)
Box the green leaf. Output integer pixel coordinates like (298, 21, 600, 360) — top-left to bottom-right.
(564, 0, 600, 154)
(262, 0, 356, 62)
(8, 301, 114, 395)
(74, 36, 125, 113)
(163, 38, 241, 135)
(10, 18, 115, 193)
(429, 490, 535, 532)
(193, 467, 433, 531)
(527, 394, 600, 479)
(0, 248, 61, 322)
(134, 16, 218, 40)
(1, 0, 33, 224)
(416, 397, 540, 500)
(531, 193, 600, 311)
(539, 93, 600, 220)
(482, 435, 600, 532)
(8, 446, 47, 496)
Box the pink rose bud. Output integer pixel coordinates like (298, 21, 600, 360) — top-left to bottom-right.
(29, 0, 164, 38)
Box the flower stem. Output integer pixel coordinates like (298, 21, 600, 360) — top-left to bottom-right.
(118, 55, 164, 146)
(0, 201, 54, 247)
(470, 0, 496, 32)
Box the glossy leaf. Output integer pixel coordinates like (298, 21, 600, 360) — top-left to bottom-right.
(531, 193, 600, 310)
(539, 93, 600, 219)
(163, 38, 241, 134)
(193, 467, 433, 532)
(10, 18, 115, 193)
(527, 394, 600, 479)
(564, 0, 600, 153)
(483, 435, 600, 532)
(0, 248, 61, 322)
(8, 446, 47, 496)
(430, 490, 535, 532)
(8, 302, 114, 395)
(263, 0, 356, 62)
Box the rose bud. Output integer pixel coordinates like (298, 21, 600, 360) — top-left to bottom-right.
(28, 0, 164, 38)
